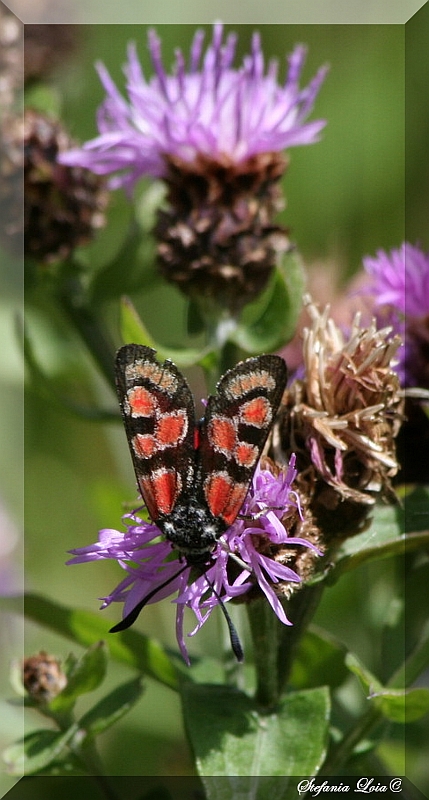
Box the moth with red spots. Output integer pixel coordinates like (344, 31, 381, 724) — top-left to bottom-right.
(111, 344, 287, 648)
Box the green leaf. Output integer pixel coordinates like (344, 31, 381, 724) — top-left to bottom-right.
(404, 485, 429, 533)
(2, 593, 178, 690)
(231, 251, 305, 355)
(49, 642, 108, 713)
(289, 626, 348, 690)
(182, 684, 330, 788)
(20, 316, 118, 422)
(78, 677, 144, 739)
(24, 84, 62, 116)
(119, 296, 211, 367)
(3, 726, 78, 775)
(390, 623, 429, 687)
(329, 500, 429, 580)
(371, 687, 429, 723)
(345, 653, 429, 723)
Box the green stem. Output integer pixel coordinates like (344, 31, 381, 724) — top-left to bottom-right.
(321, 705, 382, 776)
(247, 598, 281, 708)
(56, 275, 117, 391)
(277, 582, 325, 693)
(75, 738, 122, 800)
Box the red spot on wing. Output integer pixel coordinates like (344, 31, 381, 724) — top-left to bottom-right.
(240, 396, 271, 427)
(141, 469, 180, 517)
(205, 472, 233, 517)
(208, 417, 236, 455)
(222, 484, 249, 524)
(127, 386, 157, 417)
(133, 433, 156, 458)
(204, 472, 248, 524)
(194, 427, 200, 450)
(235, 442, 258, 468)
(156, 411, 187, 446)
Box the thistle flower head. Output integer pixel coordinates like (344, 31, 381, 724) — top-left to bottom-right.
(59, 24, 327, 311)
(59, 24, 328, 189)
(271, 299, 404, 540)
(68, 458, 321, 664)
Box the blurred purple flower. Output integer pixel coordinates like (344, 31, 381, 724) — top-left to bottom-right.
(59, 24, 327, 193)
(362, 243, 429, 388)
(68, 457, 320, 664)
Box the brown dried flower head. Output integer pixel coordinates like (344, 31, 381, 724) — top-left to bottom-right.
(0, 108, 109, 262)
(271, 298, 404, 541)
(155, 151, 290, 314)
(22, 651, 67, 704)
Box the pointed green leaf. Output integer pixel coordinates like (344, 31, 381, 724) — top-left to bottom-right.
(49, 642, 108, 713)
(1, 594, 178, 690)
(119, 296, 209, 367)
(345, 653, 429, 723)
(78, 677, 144, 739)
(231, 251, 305, 355)
(3, 726, 78, 775)
(330, 498, 429, 580)
(371, 687, 429, 723)
(182, 684, 330, 787)
(345, 653, 382, 693)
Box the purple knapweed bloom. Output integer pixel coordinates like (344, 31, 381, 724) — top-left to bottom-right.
(68, 456, 320, 664)
(362, 243, 429, 388)
(59, 23, 328, 193)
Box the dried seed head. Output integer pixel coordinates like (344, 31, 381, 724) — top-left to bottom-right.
(0, 108, 109, 262)
(22, 651, 67, 704)
(270, 299, 404, 542)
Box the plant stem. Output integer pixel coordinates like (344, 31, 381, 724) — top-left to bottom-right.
(321, 705, 382, 775)
(277, 582, 325, 692)
(247, 597, 281, 708)
(73, 735, 123, 800)
(57, 275, 117, 391)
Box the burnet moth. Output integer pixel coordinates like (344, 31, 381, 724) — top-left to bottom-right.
(111, 344, 287, 659)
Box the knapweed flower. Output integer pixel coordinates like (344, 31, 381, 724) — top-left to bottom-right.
(361, 244, 429, 483)
(362, 243, 429, 390)
(270, 298, 404, 540)
(60, 24, 327, 311)
(68, 457, 321, 664)
(0, 109, 108, 262)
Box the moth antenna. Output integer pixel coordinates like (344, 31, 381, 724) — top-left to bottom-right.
(109, 564, 188, 633)
(205, 576, 244, 663)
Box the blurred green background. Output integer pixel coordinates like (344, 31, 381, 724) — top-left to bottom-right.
(1, 10, 428, 795)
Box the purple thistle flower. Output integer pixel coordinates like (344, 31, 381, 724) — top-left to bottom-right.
(68, 456, 321, 664)
(362, 243, 429, 388)
(59, 24, 328, 193)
